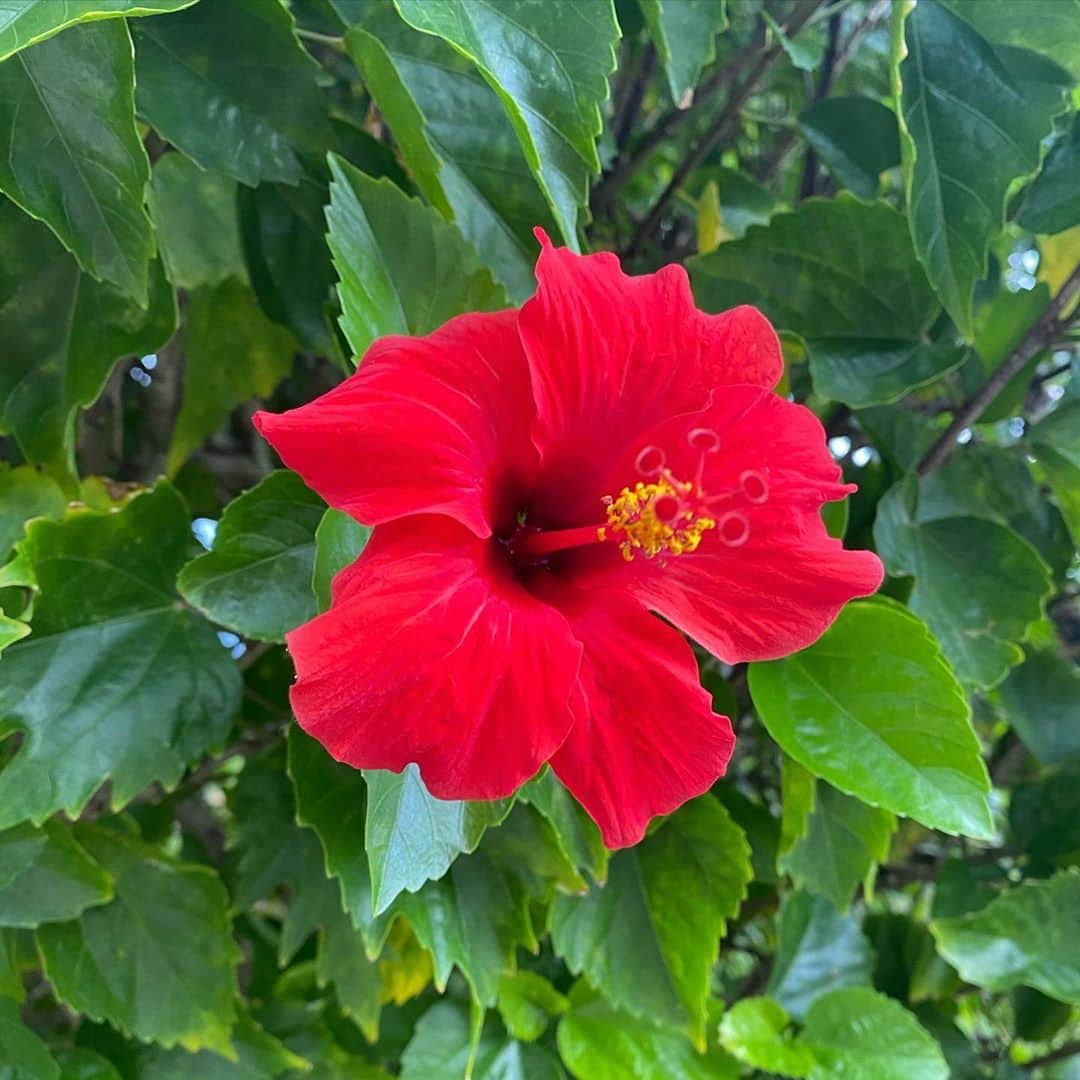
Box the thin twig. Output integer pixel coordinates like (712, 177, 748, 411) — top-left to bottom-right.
(624, 0, 824, 258)
(916, 266, 1080, 477)
(1024, 1040, 1080, 1071)
(798, 11, 842, 199)
(296, 27, 346, 49)
(612, 43, 658, 153)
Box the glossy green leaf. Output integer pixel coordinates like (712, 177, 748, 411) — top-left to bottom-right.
(689, 196, 939, 339)
(802, 987, 948, 1079)
(1030, 398, 1080, 543)
(874, 478, 1052, 689)
(895, 0, 1067, 337)
(497, 971, 568, 1043)
(0, 199, 176, 476)
(365, 765, 513, 915)
(518, 769, 608, 885)
(557, 983, 738, 1080)
(37, 827, 241, 1054)
(779, 756, 816, 858)
(749, 600, 992, 838)
(393, 0, 618, 248)
(0, 822, 112, 928)
(346, 1, 555, 302)
(639, 0, 728, 103)
(54, 1047, 123, 1080)
(931, 870, 1080, 1004)
(766, 891, 874, 1021)
(0, 484, 242, 827)
(0, 615, 29, 655)
(0, 0, 196, 62)
(938, 0, 1080, 79)
(179, 471, 324, 642)
(238, 176, 344, 364)
(0, 997, 59, 1079)
(148, 153, 246, 290)
(718, 997, 814, 1078)
(0, 466, 65, 565)
(167, 278, 297, 475)
(780, 783, 895, 911)
(402, 1001, 564, 1080)
(133, 0, 332, 186)
(798, 97, 900, 199)
(1019, 115, 1080, 235)
(550, 795, 751, 1041)
(312, 509, 370, 613)
(999, 648, 1080, 766)
(1009, 768, 1080, 861)
(0, 21, 153, 300)
(917, 445, 1074, 581)
(325, 154, 507, 361)
(808, 339, 967, 408)
(698, 167, 776, 242)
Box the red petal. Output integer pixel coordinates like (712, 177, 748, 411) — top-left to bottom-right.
(254, 309, 536, 538)
(286, 517, 581, 799)
(533, 581, 735, 849)
(566, 386, 883, 662)
(520, 235, 781, 526)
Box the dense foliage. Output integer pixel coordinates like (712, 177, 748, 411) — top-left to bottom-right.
(0, 0, 1078, 1077)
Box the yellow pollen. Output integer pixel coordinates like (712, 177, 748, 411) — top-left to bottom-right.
(601, 473, 715, 562)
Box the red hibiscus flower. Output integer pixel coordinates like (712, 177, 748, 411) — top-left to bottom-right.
(254, 230, 883, 849)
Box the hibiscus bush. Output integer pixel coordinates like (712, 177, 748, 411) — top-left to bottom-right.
(2, 0, 1080, 1077)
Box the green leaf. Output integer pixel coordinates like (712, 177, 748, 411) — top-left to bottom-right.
(0, 930, 21, 1002)
(808, 340, 967, 408)
(54, 1047, 123, 1080)
(802, 987, 948, 1079)
(1009, 768, 1080, 861)
(689, 196, 939, 339)
(1030, 398, 1080, 544)
(0, 822, 112, 928)
(798, 97, 900, 199)
(0, 615, 29, 655)
(0, 22, 153, 301)
(238, 176, 344, 364)
(402, 1001, 564, 1080)
(779, 756, 816, 858)
(749, 599, 992, 839)
(780, 783, 895, 911)
(0, 200, 176, 476)
(178, 471, 324, 642)
(550, 795, 751, 1042)
(345, 1, 555, 302)
(497, 971, 568, 1043)
(0, 466, 66, 565)
(698, 166, 776, 241)
(874, 478, 1052, 689)
(917, 445, 1074, 581)
(937, 0, 1080, 79)
(999, 648, 1080, 766)
(766, 891, 874, 1021)
(148, 153, 246, 290)
(0, 0, 196, 62)
(931, 869, 1080, 1005)
(639, 0, 728, 103)
(133, 1014, 309, 1080)
(393, 0, 618, 248)
(365, 765, 513, 916)
(557, 983, 738, 1080)
(37, 827, 241, 1054)
(167, 278, 297, 476)
(0, 483, 242, 827)
(718, 997, 814, 1078)
(312, 509, 370, 614)
(0, 997, 59, 1079)
(1019, 115, 1080, 235)
(132, 0, 332, 186)
(325, 154, 507, 361)
(894, 0, 1067, 337)
(518, 770, 608, 885)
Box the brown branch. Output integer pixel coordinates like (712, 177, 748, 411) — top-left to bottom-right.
(624, 0, 824, 258)
(1024, 1040, 1080, 1071)
(916, 266, 1080, 477)
(798, 11, 842, 199)
(612, 42, 658, 153)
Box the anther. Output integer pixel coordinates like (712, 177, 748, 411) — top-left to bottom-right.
(634, 445, 666, 477)
(740, 469, 769, 504)
(718, 511, 750, 547)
